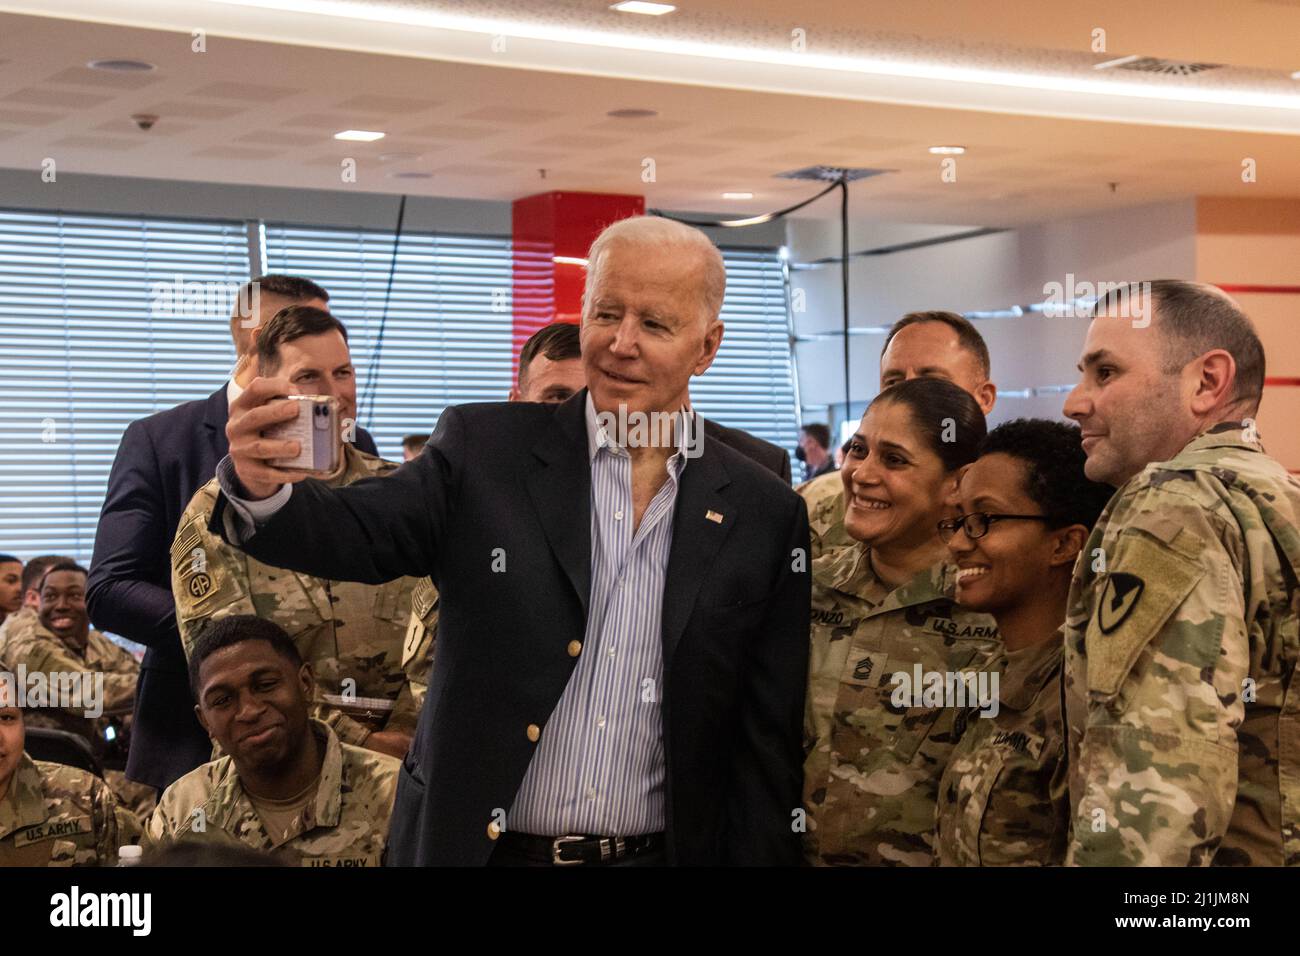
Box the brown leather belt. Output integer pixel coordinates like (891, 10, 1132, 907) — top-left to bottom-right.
(498, 831, 665, 866)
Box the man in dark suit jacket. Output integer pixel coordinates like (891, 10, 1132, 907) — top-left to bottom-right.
(704, 419, 792, 483)
(86, 277, 379, 791)
(213, 217, 810, 865)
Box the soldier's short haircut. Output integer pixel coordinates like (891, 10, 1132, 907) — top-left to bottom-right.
(230, 275, 329, 356)
(801, 423, 831, 451)
(38, 560, 87, 592)
(517, 322, 581, 392)
(255, 305, 349, 376)
(188, 615, 304, 698)
(0, 553, 19, 566)
(882, 311, 991, 379)
(868, 377, 986, 473)
(979, 419, 1114, 531)
(1093, 280, 1265, 412)
(22, 555, 68, 594)
(401, 433, 430, 454)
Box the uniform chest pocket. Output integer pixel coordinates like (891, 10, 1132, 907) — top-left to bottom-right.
(949, 746, 1007, 867)
(372, 577, 414, 624)
(889, 700, 950, 764)
(46, 838, 81, 867)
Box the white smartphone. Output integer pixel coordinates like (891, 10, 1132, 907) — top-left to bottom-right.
(265, 394, 340, 473)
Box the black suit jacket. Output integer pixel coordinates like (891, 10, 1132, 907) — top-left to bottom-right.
(87, 385, 378, 789)
(703, 419, 792, 483)
(211, 391, 810, 865)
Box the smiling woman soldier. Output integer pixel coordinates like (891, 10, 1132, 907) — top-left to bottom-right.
(803, 377, 1000, 867)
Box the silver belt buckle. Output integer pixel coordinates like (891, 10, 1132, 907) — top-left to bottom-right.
(551, 834, 586, 866)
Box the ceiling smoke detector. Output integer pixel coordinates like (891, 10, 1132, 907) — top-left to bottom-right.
(775, 165, 892, 183)
(1096, 55, 1224, 76)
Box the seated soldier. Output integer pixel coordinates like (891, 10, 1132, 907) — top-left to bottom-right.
(170, 306, 436, 760)
(0, 554, 20, 631)
(0, 554, 67, 644)
(0, 678, 139, 866)
(0, 561, 154, 823)
(145, 615, 399, 866)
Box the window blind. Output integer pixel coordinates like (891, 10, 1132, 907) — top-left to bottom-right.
(0, 209, 249, 563)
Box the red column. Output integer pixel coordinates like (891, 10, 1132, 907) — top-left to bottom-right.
(511, 191, 644, 377)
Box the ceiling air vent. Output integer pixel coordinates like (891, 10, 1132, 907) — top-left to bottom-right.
(1096, 55, 1224, 76)
(775, 165, 891, 183)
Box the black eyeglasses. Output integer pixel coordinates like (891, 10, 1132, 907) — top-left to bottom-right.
(937, 512, 1051, 542)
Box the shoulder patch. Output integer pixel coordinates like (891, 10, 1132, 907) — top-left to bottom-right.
(1084, 532, 1203, 696)
(1096, 572, 1144, 634)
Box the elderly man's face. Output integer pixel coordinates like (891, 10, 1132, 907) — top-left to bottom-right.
(580, 241, 723, 418)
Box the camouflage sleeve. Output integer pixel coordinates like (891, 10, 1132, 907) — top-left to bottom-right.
(143, 787, 183, 850)
(171, 490, 258, 660)
(92, 775, 125, 866)
(313, 705, 372, 747)
(10, 633, 137, 718)
(1067, 501, 1245, 867)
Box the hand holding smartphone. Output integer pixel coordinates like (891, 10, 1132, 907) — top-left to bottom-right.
(264, 394, 341, 474)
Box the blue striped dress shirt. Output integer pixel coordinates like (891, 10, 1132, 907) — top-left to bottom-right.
(507, 395, 692, 836)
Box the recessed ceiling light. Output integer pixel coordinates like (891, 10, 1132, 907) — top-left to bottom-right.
(610, 1, 676, 14)
(389, 171, 432, 179)
(88, 59, 155, 72)
(928, 145, 966, 154)
(1292, 70, 1300, 80)
(334, 129, 385, 142)
(722, 192, 753, 200)
(606, 108, 658, 118)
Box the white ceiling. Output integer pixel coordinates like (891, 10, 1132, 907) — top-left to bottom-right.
(0, 1, 1296, 225)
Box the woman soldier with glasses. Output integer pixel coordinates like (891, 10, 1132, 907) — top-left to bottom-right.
(936, 419, 1112, 865)
(803, 378, 1001, 866)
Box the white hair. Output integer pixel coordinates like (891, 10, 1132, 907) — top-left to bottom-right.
(584, 216, 726, 323)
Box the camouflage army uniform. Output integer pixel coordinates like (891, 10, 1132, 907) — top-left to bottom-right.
(804, 544, 1001, 865)
(0, 615, 153, 822)
(145, 719, 399, 866)
(797, 471, 853, 562)
(936, 634, 1067, 866)
(0, 754, 134, 866)
(172, 444, 437, 747)
(1063, 422, 1300, 866)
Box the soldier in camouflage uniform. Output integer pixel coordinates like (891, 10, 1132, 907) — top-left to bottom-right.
(936, 420, 1112, 866)
(1062, 280, 1300, 865)
(0, 683, 138, 866)
(804, 379, 999, 866)
(146, 615, 399, 866)
(0, 562, 155, 823)
(171, 305, 436, 759)
(798, 310, 997, 564)
(173, 443, 436, 757)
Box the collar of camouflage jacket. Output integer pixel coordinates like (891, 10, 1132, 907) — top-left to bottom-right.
(0, 753, 49, 838)
(1179, 420, 1262, 455)
(997, 630, 1064, 712)
(209, 719, 345, 840)
(817, 542, 953, 616)
(331, 442, 393, 487)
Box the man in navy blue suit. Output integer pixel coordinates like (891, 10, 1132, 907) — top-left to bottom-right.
(87, 275, 381, 792)
(214, 219, 810, 865)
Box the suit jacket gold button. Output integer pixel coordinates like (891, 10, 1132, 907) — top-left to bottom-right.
(567, 640, 582, 657)
(487, 820, 501, 840)
(526, 724, 540, 742)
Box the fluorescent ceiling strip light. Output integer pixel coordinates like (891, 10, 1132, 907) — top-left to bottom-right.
(199, 0, 1300, 112)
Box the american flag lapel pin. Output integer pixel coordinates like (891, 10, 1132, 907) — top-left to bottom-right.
(705, 510, 724, 524)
